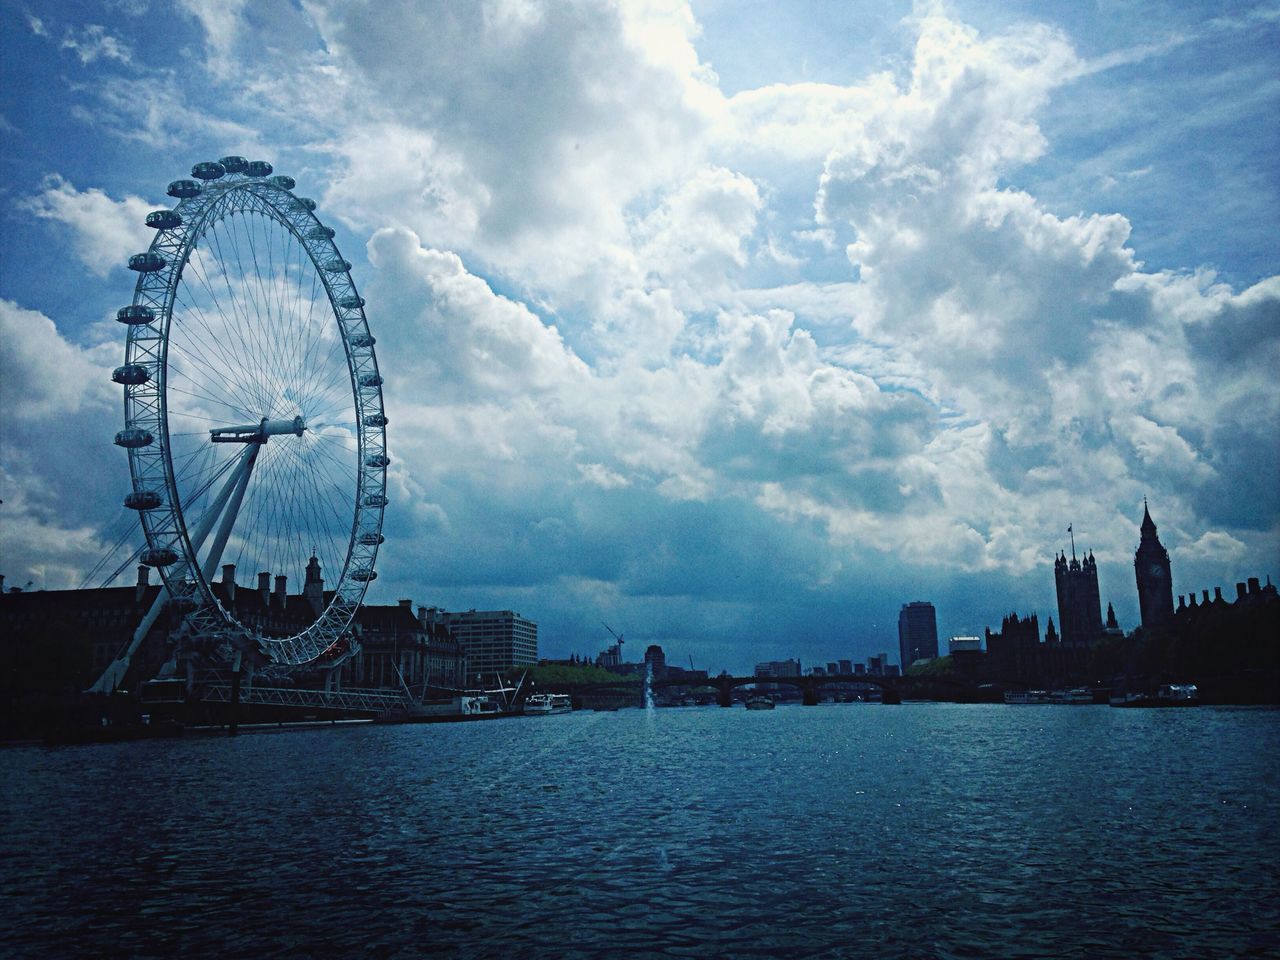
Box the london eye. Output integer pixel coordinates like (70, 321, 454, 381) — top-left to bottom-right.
(94, 156, 386, 690)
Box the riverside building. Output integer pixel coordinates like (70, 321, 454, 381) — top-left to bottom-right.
(898, 601, 938, 670)
(422, 608, 538, 679)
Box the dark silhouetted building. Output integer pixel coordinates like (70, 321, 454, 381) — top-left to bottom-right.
(898, 601, 938, 669)
(1055, 541, 1102, 646)
(643, 644, 666, 679)
(985, 611, 1040, 682)
(1134, 500, 1174, 631)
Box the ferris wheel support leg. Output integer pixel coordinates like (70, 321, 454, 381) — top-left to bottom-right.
(199, 443, 261, 585)
(87, 444, 262, 695)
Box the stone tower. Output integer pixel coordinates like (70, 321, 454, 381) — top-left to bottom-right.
(1134, 499, 1174, 630)
(1054, 534, 1103, 647)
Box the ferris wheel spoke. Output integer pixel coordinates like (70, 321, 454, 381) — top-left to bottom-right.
(186, 236, 270, 412)
(212, 218, 278, 416)
(169, 296, 266, 416)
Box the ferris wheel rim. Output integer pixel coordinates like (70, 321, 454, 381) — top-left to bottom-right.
(117, 160, 387, 665)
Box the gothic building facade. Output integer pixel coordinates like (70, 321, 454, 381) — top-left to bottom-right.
(1054, 546, 1103, 646)
(1134, 500, 1175, 631)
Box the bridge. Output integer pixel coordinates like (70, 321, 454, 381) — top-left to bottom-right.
(527, 672, 972, 707)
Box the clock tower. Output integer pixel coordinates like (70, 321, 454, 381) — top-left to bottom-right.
(1134, 499, 1174, 630)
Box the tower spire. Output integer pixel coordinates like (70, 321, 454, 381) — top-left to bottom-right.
(1140, 498, 1157, 537)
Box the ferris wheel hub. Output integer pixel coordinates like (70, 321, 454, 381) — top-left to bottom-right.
(209, 415, 306, 443)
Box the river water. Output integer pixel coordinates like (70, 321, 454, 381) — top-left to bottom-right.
(3, 704, 1278, 958)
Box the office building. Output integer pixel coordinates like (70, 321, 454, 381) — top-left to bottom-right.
(898, 601, 938, 669)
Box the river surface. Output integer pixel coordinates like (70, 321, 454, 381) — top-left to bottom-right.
(3, 703, 1278, 958)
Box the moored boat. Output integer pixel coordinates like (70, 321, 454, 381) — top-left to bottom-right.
(523, 693, 573, 715)
(1049, 688, 1094, 705)
(1110, 683, 1200, 708)
(744, 694, 775, 710)
(1004, 690, 1051, 705)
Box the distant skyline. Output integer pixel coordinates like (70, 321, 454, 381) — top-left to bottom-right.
(1, 1, 1277, 674)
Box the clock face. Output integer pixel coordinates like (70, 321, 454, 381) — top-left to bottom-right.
(1148, 563, 1165, 578)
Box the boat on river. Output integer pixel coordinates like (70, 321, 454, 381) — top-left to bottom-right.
(523, 693, 573, 715)
(1049, 688, 1094, 705)
(745, 694, 775, 710)
(1004, 690, 1051, 705)
(1110, 683, 1200, 708)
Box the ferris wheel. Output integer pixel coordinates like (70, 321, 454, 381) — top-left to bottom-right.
(94, 156, 387, 690)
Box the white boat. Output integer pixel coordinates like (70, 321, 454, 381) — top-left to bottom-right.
(1111, 683, 1200, 708)
(1049, 688, 1094, 705)
(1004, 690, 1051, 705)
(523, 693, 573, 715)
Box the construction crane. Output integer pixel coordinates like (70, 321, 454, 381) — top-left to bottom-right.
(602, 622, 625, 666)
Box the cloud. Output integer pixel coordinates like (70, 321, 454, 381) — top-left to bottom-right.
(4, 1, 1277, 664)
(0, 300, 115, 419)
(21, 177, 155, 278)
(1174, 530, 1247, 565)
(60, 24, 133, 64)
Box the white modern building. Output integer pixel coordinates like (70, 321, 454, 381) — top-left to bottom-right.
(421, 608, 538, 678)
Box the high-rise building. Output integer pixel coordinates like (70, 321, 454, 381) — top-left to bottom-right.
(1054, 537, 1103, 646)
(422, 609, 537, 678)
(643, 644, 666, 679)
(1134, 499, 1174, 631)
(754, 659, 801, 678)
(898, 601, 938, 669)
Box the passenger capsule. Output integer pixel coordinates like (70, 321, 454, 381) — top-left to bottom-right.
(124, 490, 163, 511)
(114, 428, 154, 448)
(323, 258, 352, 274)
(365, 453, 390, 468)
(269, 174, 295, 191)
(117, 305, 156, 325)
(191, 161, 225, 180)
(145, 209, 182, 230)
(129, 252, 166, 273)
(338, 296, 365, 310)
(297, 197, 317, 211)
(359, 373, 383, 388)
(358, 532, 385, 546)
(245, 160, 273, 177)
(363, 493, 388, 507)
(141, 547, 178, 567)
(349, 334, 375, 348)
(112, 364, 151, 385)
(350, 567, 378, 582)
(167, 179, 201, 199)
(219, 155, 248, 173)
(308, 226, 335, 240)
(364, 414, 388, 427)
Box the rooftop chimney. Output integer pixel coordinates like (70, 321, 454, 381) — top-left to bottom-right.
(1248, 577, 1261, 595)
(258, 571, 271, 603)
(1214, 586, 1223, 603)
(222, 563, 236, 603)
(399, 599, 412, 609)
(275, 575, 287, 609)
(136, 565, 150, 603)
(1237, 582, 1247, 601)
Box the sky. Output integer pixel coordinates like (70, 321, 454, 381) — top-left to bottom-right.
(0, 0, 1277, 675)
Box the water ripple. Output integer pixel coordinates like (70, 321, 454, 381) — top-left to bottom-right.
(2, 705, 1278, 958)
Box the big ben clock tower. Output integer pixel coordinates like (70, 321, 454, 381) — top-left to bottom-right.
(1134, 499, 1174, 630)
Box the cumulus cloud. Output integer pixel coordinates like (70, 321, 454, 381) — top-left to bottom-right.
(21, 177, 154, 277)
(7, 1, 1278, 662)
(0, 300, 115, 419)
